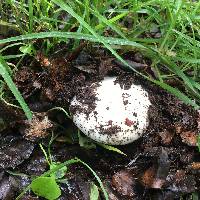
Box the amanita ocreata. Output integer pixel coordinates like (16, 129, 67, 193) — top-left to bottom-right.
(70, 77, 151, 145)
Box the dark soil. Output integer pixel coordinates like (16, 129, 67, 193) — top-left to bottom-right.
(0, 47, 200, 199)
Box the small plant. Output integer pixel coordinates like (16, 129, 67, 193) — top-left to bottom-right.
(1, 0, 200, 115)
(1, 1, 200, 199)
(16, 143, 108, 200)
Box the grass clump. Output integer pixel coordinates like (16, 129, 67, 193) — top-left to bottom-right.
(1, 0, 200, 199)
(1, 0, 200, 113)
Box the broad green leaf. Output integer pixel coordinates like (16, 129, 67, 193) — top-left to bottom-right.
(16, 158, 79, 200)
(31, 177, 61, 200)
(90, 183, 99, 200)
(50, 162, 67, 179)
(19, 44, 34, 54)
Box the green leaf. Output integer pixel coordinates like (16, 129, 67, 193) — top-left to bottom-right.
(78, 159, 109, 200)
(19, 44, 34, 54)
(78, 132, 96, 149)
(50, 162, 67, 179)
(90, 183, 99, 200)
(0, 56, 32, 120)
(16, 158, 79, 200)
(31, 177, 61, 200)
(16, 158, 108, 200)
(97, 143, 127, 156)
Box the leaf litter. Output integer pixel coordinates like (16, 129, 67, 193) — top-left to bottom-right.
(0, 47, 200, 199)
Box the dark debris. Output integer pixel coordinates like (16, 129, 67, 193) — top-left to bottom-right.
(0, 47, 199, 199)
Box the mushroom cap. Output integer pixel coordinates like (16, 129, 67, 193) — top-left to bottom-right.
(70, 77, 151, 145)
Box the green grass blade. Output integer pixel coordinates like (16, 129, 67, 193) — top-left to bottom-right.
(51, 0, 141, 72)
(173, 29, 200, 48)
(3, 54, 24, 59)
(0, 42, 24, 53)
(77, 159, 109, 200)
(1, 32, 197, 108)
(97, 143, 127, 156)
(150, 47, 200, 99)
(28, 0, 33, 32)
(0, 56, 32, 120)
(75, 0, 127, 39)
(0, 31, 146, 49)
(95, 12, 128, 31)
(153, 79, 199, 110)
(16, 157, 108, 200)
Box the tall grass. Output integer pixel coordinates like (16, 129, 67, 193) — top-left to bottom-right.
(1, 0, 200, 118)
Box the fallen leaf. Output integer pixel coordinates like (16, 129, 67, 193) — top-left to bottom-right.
(112, 170, 135, 197)
(180, 131, 197, 146)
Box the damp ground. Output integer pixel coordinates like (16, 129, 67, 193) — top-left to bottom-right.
(0, 47, 200, 199)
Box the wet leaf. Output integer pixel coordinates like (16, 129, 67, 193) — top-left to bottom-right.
(159, 129, 175, 145)
(166, 170, 196, 193)
(141, 148, 170, 189)
(0, 134, 34, 169)
(97, 143, 127, 156)
(31, 177, 61, 200)
(112, 170, 135, 197)
(19, 44, 34, 55)
(78, 132, 96, 149)
(90, 183, 99, 200)
(50, 162, 67, 179)
(0, 174, 15, 199)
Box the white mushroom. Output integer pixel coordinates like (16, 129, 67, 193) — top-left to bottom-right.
(70, 77, 151, 145)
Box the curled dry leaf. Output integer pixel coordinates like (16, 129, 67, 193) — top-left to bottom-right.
(180, 131, 198, 146)
(189, 162, 200, 170)
(141, 148, 170, 189)
(159, 129, 175, 145)
(104, 180, 120, 200)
